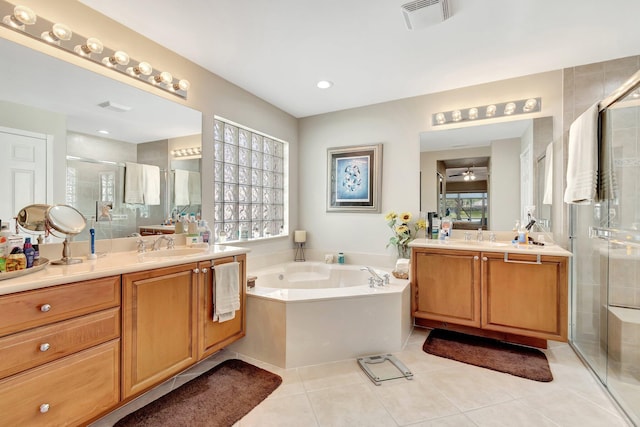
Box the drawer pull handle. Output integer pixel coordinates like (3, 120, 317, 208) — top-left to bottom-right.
(503, 252, 541, 265)
(39, 343, 50, 352)
(473, 256, 479, 261)
(202, 267, 209, 274)
(482, 257, 488, 261)
(193, 268, 200, 274)
(39, 403, 50, 413)
(40, 304, 51, 313)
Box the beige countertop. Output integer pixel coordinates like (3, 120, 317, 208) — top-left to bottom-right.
(0, 244, 248, 296)
(409, 238, 572, 257)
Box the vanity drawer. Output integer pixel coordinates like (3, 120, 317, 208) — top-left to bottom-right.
(0, 276, 121, 337)
(0, 340, 120, 427)
(0, 307, 120, 379)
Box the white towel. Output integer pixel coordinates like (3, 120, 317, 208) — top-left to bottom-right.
(174, 169, 190, 205)
(542, 142, 553, 205)
(188, 171, 202, 204)
(124, 162, 144, 204)
(564, 103, 599, 204)
(142, 164, 161, 205)
(214, 262, 240, 322)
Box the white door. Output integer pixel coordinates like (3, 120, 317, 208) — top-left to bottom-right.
(0, 127, 48, 228)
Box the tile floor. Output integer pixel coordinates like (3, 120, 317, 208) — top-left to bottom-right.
(92, 328, 633, 427)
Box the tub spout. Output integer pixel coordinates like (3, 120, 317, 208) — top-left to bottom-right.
(361, 266, 384, 287)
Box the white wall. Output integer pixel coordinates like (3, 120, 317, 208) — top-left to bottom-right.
(490, 138, 521, 230)
(299, 71, 564, 256)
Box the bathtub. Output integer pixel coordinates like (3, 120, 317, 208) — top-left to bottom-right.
(229, 262, 412, 368)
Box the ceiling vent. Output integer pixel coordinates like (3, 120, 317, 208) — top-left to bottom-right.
(401, 0, 451, 30)
(98, 101, 132, 112)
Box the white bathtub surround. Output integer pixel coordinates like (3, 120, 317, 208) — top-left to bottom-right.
(229, 261, 411, 368)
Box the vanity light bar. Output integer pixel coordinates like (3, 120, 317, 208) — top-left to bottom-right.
(0, 0, 190, 99)
(170, 146, 202, 157)
(432, 97, 541, 126)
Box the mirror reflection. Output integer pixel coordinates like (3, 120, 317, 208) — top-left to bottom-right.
(0, 37, 202, 241)
(421, 117, 553, 232)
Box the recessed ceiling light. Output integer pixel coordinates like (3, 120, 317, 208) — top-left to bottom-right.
(317, 80, 333, 89)
(98, 129, 109, 135)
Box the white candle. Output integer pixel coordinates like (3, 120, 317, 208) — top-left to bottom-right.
(294, 230, 307, 243)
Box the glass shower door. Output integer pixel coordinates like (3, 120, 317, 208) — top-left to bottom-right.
(571, 93, 640, 425)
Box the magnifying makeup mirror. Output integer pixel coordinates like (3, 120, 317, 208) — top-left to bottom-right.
(46, 204, 86, 265)
(16, 204, 50, 238)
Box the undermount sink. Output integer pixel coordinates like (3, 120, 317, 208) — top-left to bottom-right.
(142, 247, 207, 258)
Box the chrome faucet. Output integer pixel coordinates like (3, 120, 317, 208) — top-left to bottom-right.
(361, 266, 386, 287)
(136, 238, 147, 253)
(152, 235, 175, 251)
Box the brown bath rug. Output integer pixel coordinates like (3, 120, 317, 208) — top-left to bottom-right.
(114, 359, 282, 427)
(423, 329, 553, 382)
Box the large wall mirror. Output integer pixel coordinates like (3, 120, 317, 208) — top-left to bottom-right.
(0, 37, 202, 241)
(420, 116, 553, 232)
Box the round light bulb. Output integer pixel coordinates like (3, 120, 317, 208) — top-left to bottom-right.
(42, 23, 72, 44)
(171, 79, 190, 92)
(52, 23, 72, 40)
(523, 98, 538, 112)
(14, 5, 36, 25)
(160, 71, 173, 84)
(435, 112, 446, 124)
(486, 105, 497, 117)
(504, 102, 516, 115)
(102, 50, 130, 67)
(74, 37, 103, 56)
(468, 107, 478, 120)
(137, 62, 152, 76)
(452, 110, 462, 122)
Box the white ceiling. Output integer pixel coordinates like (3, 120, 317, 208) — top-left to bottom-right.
(79, 0, 640, 119)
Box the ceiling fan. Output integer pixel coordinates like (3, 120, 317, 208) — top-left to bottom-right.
(448, 167, 476, 180)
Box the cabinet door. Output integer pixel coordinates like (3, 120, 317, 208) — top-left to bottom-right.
(413, 249, 481, 327)
(481, 252, 568, 341)
(198, 254, 246, 359)
(0, 340, 119, 427)
(122, 263, 198, 398)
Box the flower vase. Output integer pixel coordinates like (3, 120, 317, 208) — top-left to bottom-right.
(393, 245, 410, 279)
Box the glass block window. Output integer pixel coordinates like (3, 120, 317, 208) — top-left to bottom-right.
(65, 166, 77, 206)
(213, 117, 287, 242)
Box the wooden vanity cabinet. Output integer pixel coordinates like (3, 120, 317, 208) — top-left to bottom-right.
(198, 254, 247, 359)
(481, 251, 568, 341)
(0, 276, 121, 427)
(121, 262, 199, 398)
(412, 247, 569, 343)
(413, 248, 481, 327)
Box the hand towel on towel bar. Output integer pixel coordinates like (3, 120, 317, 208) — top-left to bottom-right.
(174, 169, 190, 205)
(563, 103, 599, 204)
(124, 162, 144, 204)
(142, 164, 161, 205)
(214, 261, 240, 322)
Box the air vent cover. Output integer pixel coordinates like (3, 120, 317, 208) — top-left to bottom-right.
(401, 0, 451, 30)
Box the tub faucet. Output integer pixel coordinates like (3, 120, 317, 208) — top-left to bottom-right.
(152, 235, 175, 251)
(361, 266, 384, 287)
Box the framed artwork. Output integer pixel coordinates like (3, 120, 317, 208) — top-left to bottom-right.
(327, 143, 382, 212)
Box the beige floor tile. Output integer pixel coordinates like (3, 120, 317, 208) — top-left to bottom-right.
(424, 365, 515, 412)
(307, 383, 397, 427)
(465, 399, 559, 426)
(519, 388, 630, 427)
(410, 413, 478, 426)
(372, 373, 461, 425)
(298, 359, 368, 392)
(238, 393, 318, 427)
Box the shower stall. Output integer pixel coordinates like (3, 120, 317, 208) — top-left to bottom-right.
(570, 70, 640, 425)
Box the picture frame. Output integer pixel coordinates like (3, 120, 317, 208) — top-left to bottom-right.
(327, 143, 383, 212)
